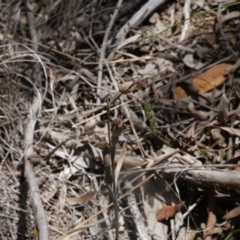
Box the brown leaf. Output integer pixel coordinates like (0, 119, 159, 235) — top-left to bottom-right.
(175, 63, 232, 99)
(156, 201, 185, 221)
(223, 205, 240, 220)
(192, 63, 231, 94)
(234, 166, 240, 172)
(66, 192, 96, 206)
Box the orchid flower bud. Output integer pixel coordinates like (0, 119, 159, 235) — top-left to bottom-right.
(119, 78, 147, 94)
(111, 116, 123, 147)
(119, 81, 137, 94)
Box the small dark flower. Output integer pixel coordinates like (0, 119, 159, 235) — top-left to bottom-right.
(112, 116, 123, 136)
(113, 115, 123, 127)
(133, 78, 148, 89)
(119, 78, 147, 94)
(111, 116, 123, 147)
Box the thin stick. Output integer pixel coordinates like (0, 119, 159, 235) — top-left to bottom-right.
(24, 1, 49, 239)
(180, 0, 191, 41)
(96, 0, 123, 104)
(73, 99, 132, 127)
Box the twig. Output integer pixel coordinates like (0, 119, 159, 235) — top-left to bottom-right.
(159, 34, 194, 53)
(73, 99, 132, 127)
(23, 1, 49, 239)
(23, 91, 49, 240)
(96, 0, 123, 104)
(180, 0, 191, 42)
(114, 0, 167, 43)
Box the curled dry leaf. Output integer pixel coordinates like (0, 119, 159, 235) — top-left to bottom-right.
(156, 201, 185, 221)
(223, 205, 240, 220)
(210, 129, 227, 148)
(188, 102, 210, 120)
(149, 12, 160, 24)
(183, 54, 205, 70)
(175, 63, 232, 99)
(66, 191, 96, 206)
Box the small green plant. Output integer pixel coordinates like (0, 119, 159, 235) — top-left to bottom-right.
(166, 137, 173, 147)
(224, 228, 240, 240)
(33, 228, 39, 240)
(144, 101, 157, 137)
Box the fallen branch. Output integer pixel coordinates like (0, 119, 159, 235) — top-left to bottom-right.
(160, 164, 240, 190)
(23, 1, 49, 239)
(113, 0, 167, 43)
(23, 81, 49, 240)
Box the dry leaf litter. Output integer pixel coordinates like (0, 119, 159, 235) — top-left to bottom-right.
(1, 0, 240, 239)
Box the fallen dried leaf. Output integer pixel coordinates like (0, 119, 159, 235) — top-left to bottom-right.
(149, 12, 160, 24)
(188, 102, 210, 120)
(183, 54, 205, 69)
(210, 129, 227, 148)
(66, 192, 96, 206)
(175, 63, 232, 99)
(156, 201, 185, 221)
(223, 205, 240, 220)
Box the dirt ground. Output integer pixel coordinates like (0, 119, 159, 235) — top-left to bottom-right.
(1, 0, 240, 239)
